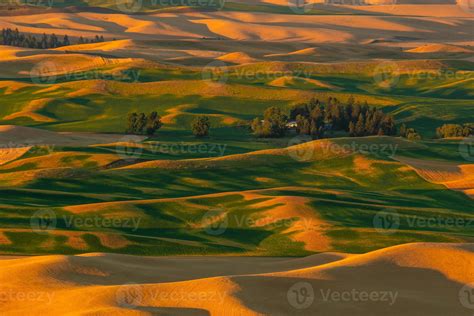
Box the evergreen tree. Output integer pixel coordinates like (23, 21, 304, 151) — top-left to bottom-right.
(349, 121, 356, 136)
(355, 114, 365, 137)
(63, 35, 70, 46)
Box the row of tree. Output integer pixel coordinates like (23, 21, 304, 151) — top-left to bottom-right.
(436, 124, 473, 138)
(126, 112, 211, 137)
(399, 124, 421, 141)
(126, 112, 163, 136)
(0, 28, 105, 49)
(251, 97, 397, 138)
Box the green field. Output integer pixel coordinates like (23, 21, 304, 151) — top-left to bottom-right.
(0, 52, 473, 256)
(0, 135, 473, 256)
(1, 59, 472, 137)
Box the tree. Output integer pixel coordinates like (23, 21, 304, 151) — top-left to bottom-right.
(192, 116, 211, 137)
(310, 119, 319, 137)
(380, 115, 396, 136)
(404, 128, 421, 141)
(145, 111, 163, 136)
(406, 129, 421, 141)
(251, 106, 288, 138)
(251, 97, 399, 139)
(264, 106, 288, 137)
(355, 114, 365, 136)
(251, 118, 263, 137)
(399, 123, 407, 137)
(352, 102, 361, 122)
(40, 33, 47, 49)
(48, 33, 59, 48)
(347, 95, 355, 107)
(0, 28, 106, 49)
(436, 124, 473, 138)
(135, 113, 147, 135)
(126, 112, 161, 135)
(290, 103, 309, 120)
(126, 113, 138, 134)
(63, 35, 70, 46)
(349, 121, 356, 137)
(296, 114, 310, 135)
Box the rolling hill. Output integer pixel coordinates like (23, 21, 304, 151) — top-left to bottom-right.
(0, 242, 472, 315)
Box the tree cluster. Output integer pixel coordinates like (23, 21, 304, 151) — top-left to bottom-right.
(399, 123, 421, 141)
(251, 107, 288, 138)
(251, 96, 397, 138)
(192, 116, 211, 137)
(126, 112, 163, 136)
(436, 124, 473, 138)
(293, 97, 397, 138)
(0, 28, 105, 49)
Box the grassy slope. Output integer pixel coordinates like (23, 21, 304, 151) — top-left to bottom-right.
(0, 59, 472, 137)
(0, 138, 472, 255)
(0, 57, 472, 255)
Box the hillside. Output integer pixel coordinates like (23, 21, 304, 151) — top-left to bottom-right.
(0, 134, 472, 256)
(0, 243, 472, 314)
(0, 3, 473, 314)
